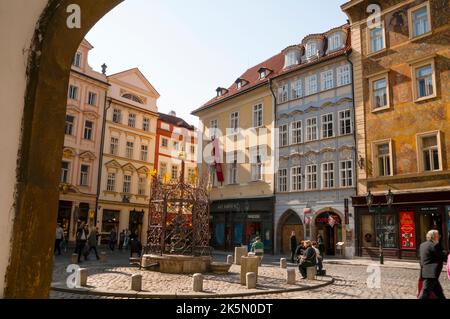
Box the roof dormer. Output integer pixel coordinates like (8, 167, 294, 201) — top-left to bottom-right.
(258, 67, 272, 80)
(216, 87, 229, 97)
(302, 34, 325, 61)
(282, 45, 302, 69)
(235, 78, 248, 90)
(325, 27, 347, 53)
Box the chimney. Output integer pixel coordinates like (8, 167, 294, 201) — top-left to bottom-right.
(169, 110, 176, 117)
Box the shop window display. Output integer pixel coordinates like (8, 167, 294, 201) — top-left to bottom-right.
(376, 214, 397, 248)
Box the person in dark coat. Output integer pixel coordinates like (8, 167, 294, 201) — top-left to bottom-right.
(75, 222, 89, 263)
(290, 231, 297, 263)
(295, 241, 305, 263)
(317, 235, 325, 260)
(418, 229, 447, 299)
(298, 240, 317, 279)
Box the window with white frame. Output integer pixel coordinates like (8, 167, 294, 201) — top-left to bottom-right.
(87, 92, 97, 106)
(278, 169, 288, 192)
(291, 121, 302, 144)
(73, 52, 82, 67)
(107, 172, 116, 191)
(159, 162, 167, 178)
(279, 124, 288, 147)
(372, 77, 389, 109)
(171, 165, 178, 180)
(410, 3, 431, 38)
(68, 85, 78, 100)
(259, 70, 266, 80)
(281, 84, 289, 103)
(80, 165, 89, 186)
(210, 119, 218, 139)
(161, 137, 168, 148)
(123, 175, 131, 193)
(65, 115, 75, 135)
(126, 141, 134, 159)
(285, 50, 299, 68)
(230, 112, 239, 133)
(291, 166, 302, 191)
(251, 153, 263, 181)
(138, 177, 146, 195)
(306, 117, 318, 142)
(328, 32, 343, 51)
(339, 110, 352, 135)
(141, 145, 148, 161)
(337, 65, 351, 86)
(61, 161, 70, 183)
(375, 142, 392, 176)
(143, 118, 150, 132)
(306, 41, 318, 59)
(253, 104, 263, 127)
(322, 162, 335, 189)
(321, 70, 334, 91)
(110, 137, 119, 155)
(228, 159, 238, 184)
(84, 121, 93, 140)
(414, 63, 435, 99)
(306, 165, 317, 190)
(128, 113, 136, 128)
(305, 75, 318, 95)
(291, 80, 302, 99)
(369, 25, 385, 53)
(340, 160, 353, 187)
(419, 134, 441, 172)
(321, 113, 334, 138)
(112, 109, 122, 123)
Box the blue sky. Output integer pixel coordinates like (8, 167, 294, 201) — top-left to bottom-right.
(86, 0, 348, 125)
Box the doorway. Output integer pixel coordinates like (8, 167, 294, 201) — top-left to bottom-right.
(277, 210, 303, 255)
(315, 211, 342, 256)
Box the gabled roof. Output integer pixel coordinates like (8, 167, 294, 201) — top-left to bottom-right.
(191, 52, 285, 114)
(158, 112, 195, 131)
(108, 68, 160, 98)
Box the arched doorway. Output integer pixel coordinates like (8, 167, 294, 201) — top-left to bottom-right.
(314, 211, 343, 256)
(4, 0, 123, 298)
(277, 210, 303, 255)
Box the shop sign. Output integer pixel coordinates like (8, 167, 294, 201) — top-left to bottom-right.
(419, 207, 439, 212)
(88, 210, 95, 220)
(400, 211, 415, 250)
(247, 214, 260, 219)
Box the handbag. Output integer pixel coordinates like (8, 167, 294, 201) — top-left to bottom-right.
(417, 277, 437, 299)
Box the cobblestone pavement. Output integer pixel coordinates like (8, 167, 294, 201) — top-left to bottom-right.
(50, 249, 450, 299)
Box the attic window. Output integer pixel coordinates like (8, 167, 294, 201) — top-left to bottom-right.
(259, 70, 266, 80)
(306, 41, 319, 59)
(237, 81, 242, 89)
(284, 50, 300, 68)
(216, 87, 228, 97)
(235, 78, 246, 90)
(328, 32, 343, 52)
(122, 93, 143, 104)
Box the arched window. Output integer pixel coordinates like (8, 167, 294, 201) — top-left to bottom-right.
(122, 93, 143, 104)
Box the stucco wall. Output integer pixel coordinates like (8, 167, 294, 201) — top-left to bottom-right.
(0, 0, 49, 298)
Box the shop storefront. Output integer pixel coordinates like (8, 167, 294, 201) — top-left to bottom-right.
(353, 190, 450, 259)
(209, 197, 274, 254)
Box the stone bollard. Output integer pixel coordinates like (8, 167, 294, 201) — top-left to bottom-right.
(280, 258, 287, 269)
(287, 268, 296, 284)
(193, 273, 203, 292)
(246, 272, 256, 289)
(71, 253, 78, 264)
(131, 274, 142, 291)
(76, 268, 88, 287)
(234, 246, 248, 265)
(227, 255, 233, 264)
(240, 256, 259, 285)
(307, 267, 317, 280)
(100, 251, 107, 263)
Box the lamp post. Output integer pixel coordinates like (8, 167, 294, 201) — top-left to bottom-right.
(365, 189, 394, 265)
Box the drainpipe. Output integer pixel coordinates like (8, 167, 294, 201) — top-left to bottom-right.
(95, 92, 112, 228)
(346, 50, 358, 257)
(269, 78, 277, 255)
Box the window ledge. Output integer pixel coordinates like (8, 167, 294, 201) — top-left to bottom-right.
(366, 48, 387, 58)
(371, 105, 391, 113)
(409, 31, 433, 43)
(414, 94, 437, 103)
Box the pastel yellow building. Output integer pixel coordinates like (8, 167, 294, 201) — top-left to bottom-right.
(192, 54, 285, 252)
(57, 39, 109, 242)
(98, 68, 159, 244)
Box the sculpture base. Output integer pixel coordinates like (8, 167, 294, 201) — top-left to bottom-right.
(142, 254, 212, 274)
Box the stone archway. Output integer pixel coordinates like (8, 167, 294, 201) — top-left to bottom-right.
(276, 209, 303, 255)
(5, 0, 123, 298)
(312, 208, 346, 256)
